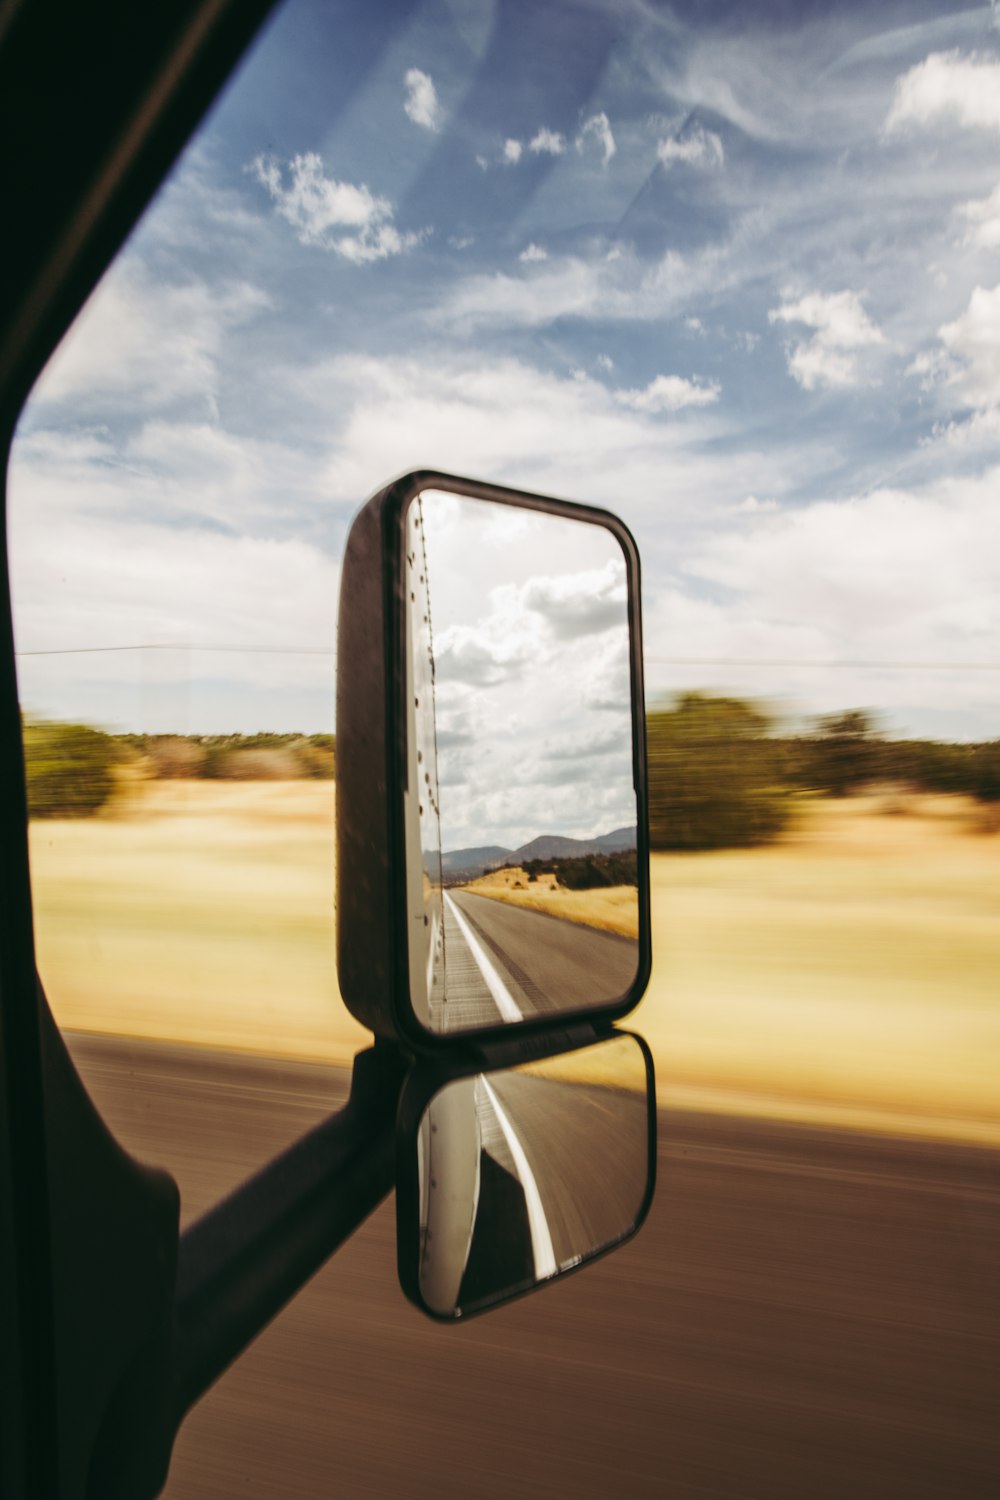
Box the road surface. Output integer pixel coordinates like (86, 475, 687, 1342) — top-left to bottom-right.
(65, 1032, 1000, 1499)
(434, 889, 637, 1032)
(486, 1069, 651, 1273)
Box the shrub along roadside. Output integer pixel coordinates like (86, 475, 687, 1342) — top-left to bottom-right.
(115, 732, 336, 781)
(521, 849, 638, 890)
(648, 693, 791, 852)
(22, 718, 117, 818)
(20, 706, 1000, 843)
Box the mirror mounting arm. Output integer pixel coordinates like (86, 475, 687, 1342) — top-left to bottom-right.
(168, 1043, 406, 1430)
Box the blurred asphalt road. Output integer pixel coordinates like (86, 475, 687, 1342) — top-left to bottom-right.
(67, 1033, 1000, 1500)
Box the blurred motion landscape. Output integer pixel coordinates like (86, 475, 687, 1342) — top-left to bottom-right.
(24, 694, 1000, 1143)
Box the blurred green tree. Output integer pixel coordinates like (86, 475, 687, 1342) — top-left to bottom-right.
(23, 718, 116, 817)
(647, 693, 790, 851)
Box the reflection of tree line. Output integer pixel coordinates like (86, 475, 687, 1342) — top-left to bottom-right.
(516, 850, 638, 890)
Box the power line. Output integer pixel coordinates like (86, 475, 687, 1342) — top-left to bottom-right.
(645, 657, 1000, 672)
(15, 645, 1000, 672)
(15, 644, 336, 657)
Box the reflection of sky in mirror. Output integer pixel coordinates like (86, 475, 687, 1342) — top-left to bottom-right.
(419, 491, 634, 852)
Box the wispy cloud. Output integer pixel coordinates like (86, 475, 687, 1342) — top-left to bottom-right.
(937, 283, 1000, 414)
(615, 374, 720, 413)
(657, 124, 724, 170)
(529, 127, 566, 156)
(519, 243, 548, 263)
(290, 351, 781, 525)
(577, 112, 616, 166)
(886, 50, 1000, 134)
(769, 290, 884, 390)
(432, 245, 736, 331)
(403, 68, 440, 131)
(959, 181, 1000, 249)
(503, 138, 523, 164)
(686, 468, 1000, 681)
(252, 152, 423, 262)
(34, 263, 269, 416)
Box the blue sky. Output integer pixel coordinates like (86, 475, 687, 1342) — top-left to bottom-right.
(9, 0, 1000, 744)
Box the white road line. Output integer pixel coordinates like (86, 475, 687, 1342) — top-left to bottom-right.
(481, 1078, 557, 1282)
(425, 905, 441, 998)
(444, 891, 523, 1024)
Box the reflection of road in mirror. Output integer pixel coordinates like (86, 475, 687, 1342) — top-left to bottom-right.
(404, 488, 641, 1034)
(416, 1034, 652, 1318)
(431, 885, 637, 1033)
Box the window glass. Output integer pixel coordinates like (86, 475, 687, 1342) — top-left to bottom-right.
(8, 1, 999, 1492)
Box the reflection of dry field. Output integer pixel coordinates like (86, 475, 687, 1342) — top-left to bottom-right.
(28, 784, 1000, 1142)
(460, 865, 639, 938)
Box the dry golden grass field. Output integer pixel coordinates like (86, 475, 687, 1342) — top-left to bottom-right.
(28, 781, 1000, 1143)
(461, 864, 639, 937)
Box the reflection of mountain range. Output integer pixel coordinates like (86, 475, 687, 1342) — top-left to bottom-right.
(433, 826, 637, 881)
(437, 844, 512, 876)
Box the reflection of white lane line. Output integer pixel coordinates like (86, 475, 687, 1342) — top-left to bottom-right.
(425, 907, 440, 998)
(444, 892, 522, 1023)
(481, 1078, 557, 1281)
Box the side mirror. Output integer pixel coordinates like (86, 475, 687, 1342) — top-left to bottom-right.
(337, 471, 650, 1048)
(396, 1031, 655, 1318)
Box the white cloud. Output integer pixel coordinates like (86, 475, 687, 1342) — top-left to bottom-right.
(295, 352, 784, 527)
(959, 181, 1000, 250)
(886, 50, 1000, 134)
(403, 68, 440, 131)
(687, 470, 1000, 658)
(252, 152, 422, 262)
(415, 498, 634, 846)
(615, 374, 720, 414)
(938, 283, 1000, 411)
(519, 243, 548, 263)
(577, 112, 616, 166)
(908, 284, 1000, 432)
(13, 412, 324, 535)
(8, 427, 340, 726)
(521, 558, 627, 640)
(632, 465, 1000, 736)
(732, 495, 778, 515)
(529, 128, 566, 156)
(433, 244, 735, 332)
(769, 290, 884, 390)
(502, 138, 522, 164)
(657, 125, 724, 170)
(596, 354, 615, 372)
(33, 263, 269, 416)
(685, 316, 704, 333)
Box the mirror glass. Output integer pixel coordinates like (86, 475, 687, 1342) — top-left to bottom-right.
(404, 489, 640, 1035)
(408, 1032, 653, 1319)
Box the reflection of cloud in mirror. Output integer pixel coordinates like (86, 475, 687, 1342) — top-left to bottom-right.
(521, 558, 627, 641)
(584, 632, 632, 714)
(416, 491, 637, 851)
(434, 627, 534, 687)
(542, 729, 628, 762)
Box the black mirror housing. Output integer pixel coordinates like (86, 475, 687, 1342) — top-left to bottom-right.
(336, 469, 651, 1051)
(395, 1027, 657, 1320)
